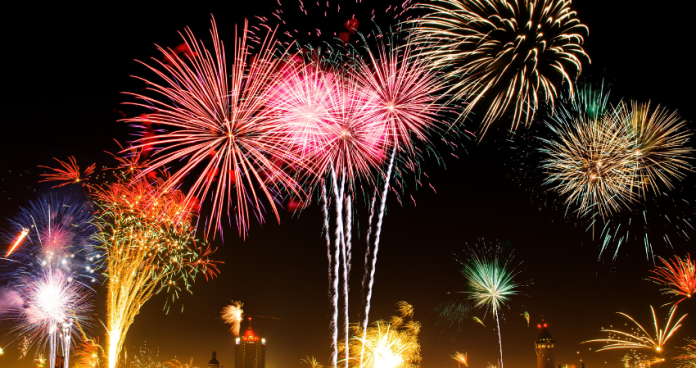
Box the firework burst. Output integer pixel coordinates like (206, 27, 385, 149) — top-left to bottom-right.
(539, 102, 637, 219)
(649, 253, 696, 305)
(409, 0, 589, 135)
(38, 157, 96, 188)
(125, 19, 301, 238)
(585, 305, 687, 354)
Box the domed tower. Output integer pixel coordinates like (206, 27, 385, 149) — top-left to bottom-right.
(535, 320, 555, 368)
(208, 351, 220, 368)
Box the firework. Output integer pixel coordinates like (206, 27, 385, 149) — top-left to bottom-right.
(409, 0, 589, 135)
(164, 357, 195, 368)
(355, 33, 446, 361)
(452, 352, 468, 368)
(222, 301, 244, 337)
(38, 157, 95, 188)
(449, 242, 522, 368)
(301, 356, 324, 368)
(12, 268, 94, 368)
(125, 19, 301, 238)
(539, 102, 637, 219)
(342, 301, 421, 368)
(674, 339, 696, 368)
(523, 311, 530, 327)
(649, 253, 695, 305)
(93, 173, 220, 368)
(585, 305, 687, 354)
(473, 317, 486, 327)
(626, 101, 694, 195)
(2, 193, 100, 284)
(129, 344, 163, 368)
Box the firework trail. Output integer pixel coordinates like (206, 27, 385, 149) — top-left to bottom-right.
(222, 301, 245, 337)
(124, 18, 301, 239)
(5, 228, 29, 257)
(473, 317, 486, 328)
(522, 312, 530, 327)
(584, 305, 687, 354)
(92, 172, 220, 368)
(408, 0, 589, 136)
(649, 253, 695, 305)
(452, 352, 468, 368)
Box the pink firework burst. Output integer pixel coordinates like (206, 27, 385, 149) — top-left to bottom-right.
(354, 36, 446, 154)
(271, 56, 386, 183)
(124, 19, 301, 238)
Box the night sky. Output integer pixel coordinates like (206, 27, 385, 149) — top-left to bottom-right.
(1, 2, 694, 368)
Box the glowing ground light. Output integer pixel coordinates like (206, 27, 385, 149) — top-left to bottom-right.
(6, 228, 29, 257)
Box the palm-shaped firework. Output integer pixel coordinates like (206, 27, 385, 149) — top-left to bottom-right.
(449, 242, 522, 368)
(585, 305, 687, 356)
(649, 253, 695, 305)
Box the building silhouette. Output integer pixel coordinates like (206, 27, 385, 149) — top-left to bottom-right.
(208, 351, 220, 368)
(235, 318, 265, 368)
(535, 320, 555, 368)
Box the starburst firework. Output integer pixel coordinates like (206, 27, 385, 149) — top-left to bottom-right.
(222, 301, 244, 337)
(125, 19, 300, 238)
(409, 0, 589, 135)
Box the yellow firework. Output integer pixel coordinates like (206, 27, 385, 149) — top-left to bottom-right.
(408, 0, 589, 135)
(540, 103, 637, 218)
(626, 101, 694, 196)
(343, 302, 421, 368)
(585, 305, 687, 354)
(93, 172, 220, 368)
(301, 356, 324, 368)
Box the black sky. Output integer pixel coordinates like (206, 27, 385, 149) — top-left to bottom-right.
(1, 1, 694, 368)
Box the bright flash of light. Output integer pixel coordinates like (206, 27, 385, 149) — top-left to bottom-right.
(125, 18, 301, 239)
(452, 352, 468, 367)
(6, 228, 29, 257)
(649, 253, 696, 305)
(341, 301, 421, 368)
(94, 172, 220, 368)
(584, 305, 687, 354)
(408, 0, 590, 136)
(221, 301, 244, 337)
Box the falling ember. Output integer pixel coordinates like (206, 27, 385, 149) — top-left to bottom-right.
(222, 301, 245, 337)
(6, 228, 29, 257)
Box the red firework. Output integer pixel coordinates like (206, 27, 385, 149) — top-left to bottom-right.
(650, 253, 696, 305)
(38, 156, 96, 188)
(124, 19, 301, 238)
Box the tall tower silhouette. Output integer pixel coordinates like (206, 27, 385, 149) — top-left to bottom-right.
(535, 320, 555, 368)
(235, 317, 266, 368)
